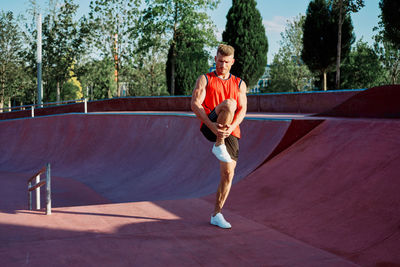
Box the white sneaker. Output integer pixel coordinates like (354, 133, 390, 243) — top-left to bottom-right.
(210, 213, 232, 229)
(212, 144, 232, 163)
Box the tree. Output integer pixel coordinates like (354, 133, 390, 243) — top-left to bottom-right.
(87, 0, 140, 97)
(135, 10, 169, 96)
(222, 0, 268, 88)
(141, 0, 218, 95)
(0, 11, 25, 110)
(341, 40, 386, 89)
(166, 28, 210, 95)
(302, 0, 354, 90)
(373, 25, 400, 85)
(62, 65, 83, 100)
(127, 56, 169, 96)
(379, 0, 400, 49)
(127, 31, 169, 96)
(77, 58, 116, 100)
(28, 0, 86, 102)
(330, 0, 364, 89)
(268, 15, 314, 92)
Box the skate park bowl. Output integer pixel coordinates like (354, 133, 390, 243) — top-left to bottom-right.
(0, 85, 399, 266)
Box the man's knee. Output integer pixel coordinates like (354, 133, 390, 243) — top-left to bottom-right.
(218, 98, 237, 114)
(221, 167, 235, 181)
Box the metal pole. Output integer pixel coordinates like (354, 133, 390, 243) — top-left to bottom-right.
(35, 174, 41, 210)
(45, 163, 51, 215)
(84, 98, 87, 113)
(28, 182, 32, 210)
(37, 14, 43, 107)
(31, 105, 35, 117)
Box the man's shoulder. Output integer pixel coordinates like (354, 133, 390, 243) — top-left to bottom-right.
(204, 72, 214, 78)
(230, 74, 243, 81)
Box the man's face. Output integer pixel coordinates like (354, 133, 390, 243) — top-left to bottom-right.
(215, 53, 235, 76)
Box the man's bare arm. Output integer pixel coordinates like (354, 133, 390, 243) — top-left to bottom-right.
(227, 81, 247, 135)
(191, 75, 219, 135)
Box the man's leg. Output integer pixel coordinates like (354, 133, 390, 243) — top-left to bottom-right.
(212, 99, 237, 162)
(210, 160, 236, 229)
(214, 160, 237, 216)
(215, 98, 237, 146)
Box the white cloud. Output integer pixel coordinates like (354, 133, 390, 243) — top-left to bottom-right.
(216, 27, 224, 42)
(263, 16, 288, 33)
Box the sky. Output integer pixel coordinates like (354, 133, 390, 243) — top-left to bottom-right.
(1, 0, 382, 63)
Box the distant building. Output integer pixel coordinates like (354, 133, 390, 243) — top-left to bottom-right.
(249, 65, 271, 94)
(209, 63, 216, 73)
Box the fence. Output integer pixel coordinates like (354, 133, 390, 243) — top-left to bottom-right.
(0, 98, 88, 117)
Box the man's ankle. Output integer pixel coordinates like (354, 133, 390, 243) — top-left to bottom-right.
(215, 141, 224, 146)
(213, 211, 221, 217)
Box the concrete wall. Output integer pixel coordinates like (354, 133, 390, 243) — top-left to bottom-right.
(0, 90, 362, 120)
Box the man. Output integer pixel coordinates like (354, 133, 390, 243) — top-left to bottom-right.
(191, 44, 247, 229)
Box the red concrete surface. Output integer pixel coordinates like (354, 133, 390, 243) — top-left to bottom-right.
(0, 112, 359, 266)
(1, 86, 399, 266)
(317, 85, 400, 118)
(0, 199, 356, 267)
(0, 114, 301, 205)
(249, 89, 361, 113)
(216, 118, 400, 266)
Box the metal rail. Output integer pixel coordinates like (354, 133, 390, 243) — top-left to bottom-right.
(27, 163, 51, 215)
(0, 98, 88, 117)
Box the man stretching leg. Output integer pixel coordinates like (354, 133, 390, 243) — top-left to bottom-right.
(191, 44, 247, 229)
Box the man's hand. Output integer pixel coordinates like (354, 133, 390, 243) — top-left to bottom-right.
(215, 123, 233, 139)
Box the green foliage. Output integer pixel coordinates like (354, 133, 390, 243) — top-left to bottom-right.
(268, 15, 314, 92)
(222, 0, 268, 88)
(62, 78, 83, 100)
(2, 0, 220, 102)
(87, 0, 140, 59)
(84, 0, 144, 98)
(166, 29, 210, 95)
(26, 0, 87, 102)
(302, 0, 335, 76)
(373, 28, 400, 85)
(127, 52, 169, 96)
(62, 65, 83, 100)
(0, 11, 33, 108)
(302, 0, 354, 90)
(341, 40, 386, 89)
(379, 0, 400, 49)
(141, 0, 219, 95)
(330, 0, 364, 89)
(77, 58, 116, 100)
(330, 0, 365, 13)
(7, 0, 400, 105)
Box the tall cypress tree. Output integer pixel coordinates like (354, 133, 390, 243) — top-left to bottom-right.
(166, 28, 210, 95)
(302, 0, 354, 90)
(380, 0, 400, 49)
(222, 0, 268, 88)
(142, 0, 218, 96)
(330, 0, 364, 89)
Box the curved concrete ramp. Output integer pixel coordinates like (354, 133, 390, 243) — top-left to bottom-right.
(219, 118, 400, 266)
(317, 85, 400, 118)
(0, 113, 308, 206)
(1, 112, 399, 266)
(2, 113, 354, 267)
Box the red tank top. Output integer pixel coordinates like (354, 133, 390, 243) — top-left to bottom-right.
(202, 71, 242, 139)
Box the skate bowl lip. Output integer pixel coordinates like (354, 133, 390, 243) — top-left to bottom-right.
(0, 110, 314, 124)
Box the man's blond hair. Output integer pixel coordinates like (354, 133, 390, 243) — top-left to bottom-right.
(217, 44, 235, 57)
